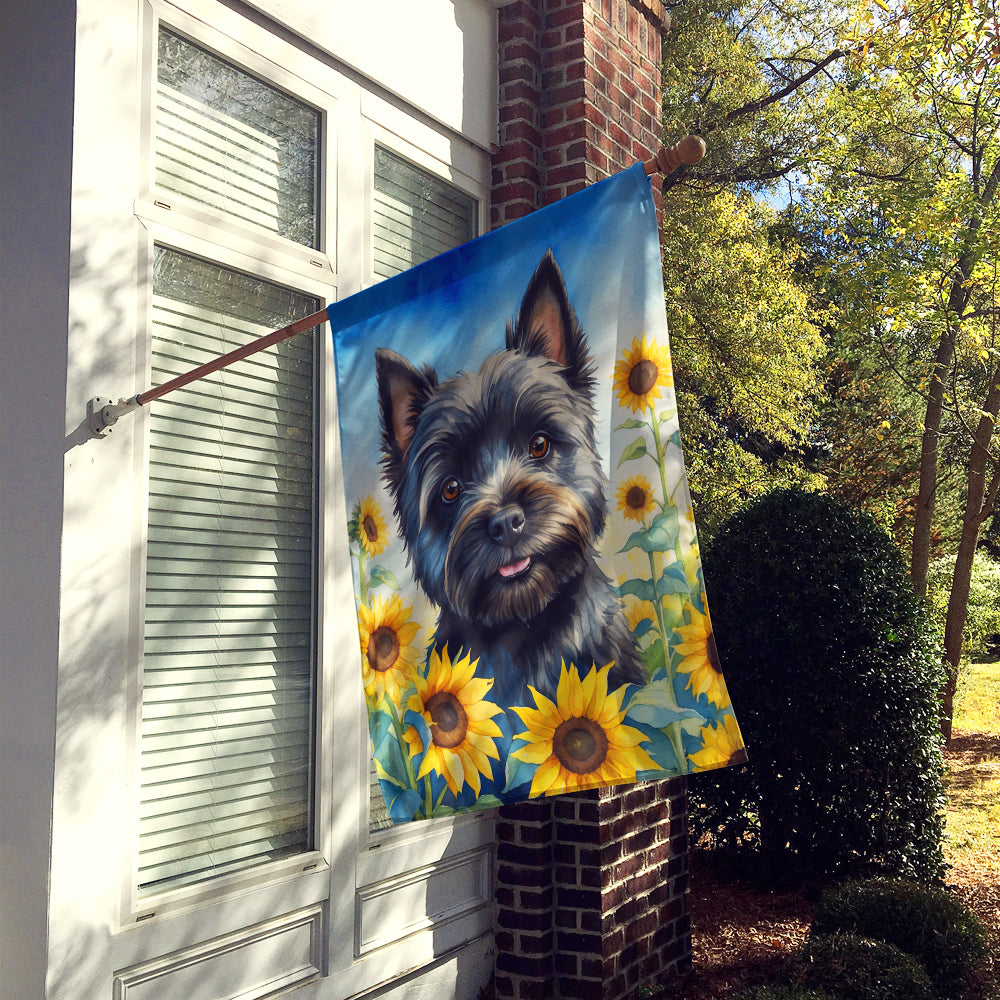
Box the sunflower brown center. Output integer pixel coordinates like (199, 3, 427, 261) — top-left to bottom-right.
(553, 716, 609, 775)
(625, 485, 647, 510)
(426, 691, 468, 749)
(362, 513, 379, 544)
(628, 358, 659, 397)
(367, 625, 399, 673)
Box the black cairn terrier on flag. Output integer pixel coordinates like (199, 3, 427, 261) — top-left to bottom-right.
(375, 251, 644, 707)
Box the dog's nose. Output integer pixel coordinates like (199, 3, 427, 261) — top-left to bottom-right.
(489, 506, 525, 547)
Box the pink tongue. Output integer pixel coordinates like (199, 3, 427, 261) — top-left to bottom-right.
(499, 556, 531, 578)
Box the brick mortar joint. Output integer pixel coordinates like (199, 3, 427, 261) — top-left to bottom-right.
(622, 0, 669, 30)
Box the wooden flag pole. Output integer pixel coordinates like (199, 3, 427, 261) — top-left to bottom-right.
(88, 136, 706, 437)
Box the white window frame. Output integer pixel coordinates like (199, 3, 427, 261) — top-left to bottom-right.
(122, 0, 340, 931)
(109, 1, 496, 993)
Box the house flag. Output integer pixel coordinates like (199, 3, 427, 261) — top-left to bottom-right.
(329, 163, 746, 823)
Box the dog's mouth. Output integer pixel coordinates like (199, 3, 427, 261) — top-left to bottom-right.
(498, 555, 531, 579)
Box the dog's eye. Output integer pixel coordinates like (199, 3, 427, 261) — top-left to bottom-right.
(440, 477, 462, 503)
(529, 433, 550, 459)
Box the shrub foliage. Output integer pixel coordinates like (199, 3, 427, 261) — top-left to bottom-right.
(732, 987, 835, 1000)
(790, 933, 934, 1000)
(811, 878, 988, 999)
(692, 489, 946, 881)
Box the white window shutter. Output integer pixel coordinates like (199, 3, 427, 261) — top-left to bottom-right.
(138, 249, 319, 895)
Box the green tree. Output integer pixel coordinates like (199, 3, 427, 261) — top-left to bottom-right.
(659, 1, 846, 534)
(803, 0, 1000, 736)
(662, 188, 825, 535)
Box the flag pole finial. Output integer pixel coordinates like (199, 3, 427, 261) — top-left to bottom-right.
(643, 135, 706, 176)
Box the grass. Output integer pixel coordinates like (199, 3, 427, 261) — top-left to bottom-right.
(943, 659, 1000, 1000)
(945, 660, 1000, 870)
(956, 658, 1000, 733)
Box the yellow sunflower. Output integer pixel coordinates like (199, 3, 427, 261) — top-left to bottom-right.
(358, 595, 420, 704)
(354, 495, 389, 557)
(613, 334, 673, 412)
(511, 662, 658, 798)
(688, 714, 747, 771)
(404, 645, 504, 797)
(625, 598, 659, 633)
(674, 601, 730, 708)
(616, 474, 656, 523)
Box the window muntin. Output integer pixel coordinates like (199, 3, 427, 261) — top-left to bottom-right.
(156, 27, 321, 248)
(138, 246, 319, 896)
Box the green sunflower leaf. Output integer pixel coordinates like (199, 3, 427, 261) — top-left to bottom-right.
(369, 564, 400, 591)
(473, 794, 504, 810)
(385, 786, 422, 823)
(620, 508, 679, 553)
(656, 563, 691, 597)
(617, 436, 648, 467)
(615, 417, 648, 431)
(625, 683, 706, 731)
(373, 756, 408, 789)
(633, 617, 654, 638)
(616, 577, 658, 602)
(641, 637, 667, 677)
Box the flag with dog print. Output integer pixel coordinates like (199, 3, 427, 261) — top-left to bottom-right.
(329, 163, 746, 823)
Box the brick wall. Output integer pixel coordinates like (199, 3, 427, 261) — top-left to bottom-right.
(492, 0, 667, 227)
(490, 3, 692, 998)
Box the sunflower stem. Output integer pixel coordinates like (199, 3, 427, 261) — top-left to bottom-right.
(648, 405, 671, 509)
(384, 691, 418, 793)
(356, 545, 369, 607)
(424, 775, 435, 818)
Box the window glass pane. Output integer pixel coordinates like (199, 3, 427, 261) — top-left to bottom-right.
(139, 246, 318, 895)
(368, 150, 477, 831)
(156, 27, 320, 248)
(373, 146, 477, 279)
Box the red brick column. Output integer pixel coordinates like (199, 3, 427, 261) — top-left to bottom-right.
(491, 3, 691, 999)
(492, 0, 667, 227)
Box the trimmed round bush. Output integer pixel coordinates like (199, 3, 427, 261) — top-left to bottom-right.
(791, 933, 934, 1000)
(812, 878, 988, 999)
(692, 489, 946, 882)
(733, 987, 836, 1000)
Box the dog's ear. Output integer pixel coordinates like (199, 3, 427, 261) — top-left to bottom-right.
(507, 250, 593, 389)
(375, 348, 437, 462)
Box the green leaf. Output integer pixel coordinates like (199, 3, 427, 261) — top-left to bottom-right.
(615, 417, 648, 431)
(626, 685, 706, 733)
(656, 563, 691, 597)
(617, 436, 648, 467)
(369, 565, 400, 591)
(621, 508, 679, 553)
(616, 577, 658, 602)
(641, 637, 667, 677)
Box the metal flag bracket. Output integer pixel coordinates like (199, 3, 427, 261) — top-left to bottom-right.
(88, 395, 141, 438)
(86, 136, 705, 439)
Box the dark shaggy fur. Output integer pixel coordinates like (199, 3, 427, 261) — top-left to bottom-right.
(375, 251, 644, 706)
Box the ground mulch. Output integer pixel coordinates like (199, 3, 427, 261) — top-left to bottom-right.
(665, 733, 1000, 1000)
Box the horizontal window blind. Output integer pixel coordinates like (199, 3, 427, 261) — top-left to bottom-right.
(372, 145, 477, 279)
(139, 247, 318, 895)
(156, 27, 320, 249)
(368, 149, 478, 831)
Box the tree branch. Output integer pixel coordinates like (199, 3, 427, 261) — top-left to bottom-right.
(705, 49, 848, 133)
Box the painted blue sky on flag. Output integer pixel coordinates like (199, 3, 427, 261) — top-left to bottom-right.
(329, 164, 745, 823)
